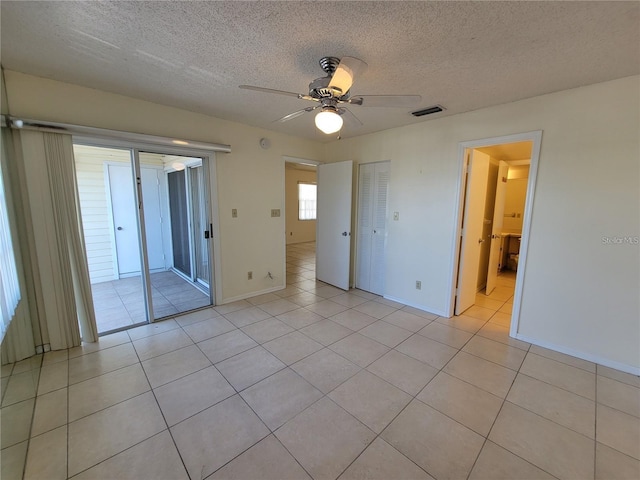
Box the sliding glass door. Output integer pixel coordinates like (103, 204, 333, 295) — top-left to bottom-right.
(191, 165, 211, 287)
(74, 144, 215, 333)
(167, 169, 191, 277)
(139, 152, 212, 320)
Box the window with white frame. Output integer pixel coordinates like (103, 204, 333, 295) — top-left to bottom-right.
(298, 182, 317, 220)
(0, 160, 21, 341)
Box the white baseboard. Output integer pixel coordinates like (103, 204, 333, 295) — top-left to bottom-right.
(220, 284, 286, 305)
(382, 295, 448, 318)
(514, 333, 640, 376)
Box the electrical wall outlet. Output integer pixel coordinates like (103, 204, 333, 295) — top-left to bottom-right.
(271, 209, 280, 217)
(247, 271, 252, 280)
(232, 209, 238, 218)
(415, 280, 421, 290)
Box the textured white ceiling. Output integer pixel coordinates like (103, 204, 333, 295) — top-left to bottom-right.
(1, 1, 638, 141)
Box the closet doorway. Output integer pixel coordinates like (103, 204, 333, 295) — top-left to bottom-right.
(355, 161, 390, 295)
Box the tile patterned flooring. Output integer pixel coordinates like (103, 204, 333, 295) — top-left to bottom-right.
(92, 271, 210, 333)
(1, 241, 639, 479)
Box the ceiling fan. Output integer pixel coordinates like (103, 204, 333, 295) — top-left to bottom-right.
(240, 56, 421, 134)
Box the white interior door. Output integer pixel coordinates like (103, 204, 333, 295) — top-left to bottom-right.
(356, 161, 390, 295)
(316, 160, 353, 290)
(109, 164, 165, 276)
(486, 161, 509, 294)
(356, 164, 373, 292)
(108, 164, 140, 275)
(140, 167, 166, 272)
(455, 150, 490, 315)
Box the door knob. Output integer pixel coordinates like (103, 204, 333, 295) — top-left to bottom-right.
(478, 238, 485, 244)
(342, 231, 348, 236)
(117, 227, 123, 231)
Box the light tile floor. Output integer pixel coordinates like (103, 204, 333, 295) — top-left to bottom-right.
(92, 271, 210, 333)
(1, 242, 639, 479)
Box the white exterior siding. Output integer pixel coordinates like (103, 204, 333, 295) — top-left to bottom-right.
(74, 145, 130, 284)
(74, 145, 169, 284)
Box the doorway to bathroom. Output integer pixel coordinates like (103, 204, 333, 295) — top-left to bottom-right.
(452, 131, 541, 335)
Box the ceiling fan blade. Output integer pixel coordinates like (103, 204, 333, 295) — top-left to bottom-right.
(338, 107, 363, 127)
(348, 95, 422, 107)
(239, 85, 316, 101)
(274, 106, 318, 123)
(328, 57, 368, 95)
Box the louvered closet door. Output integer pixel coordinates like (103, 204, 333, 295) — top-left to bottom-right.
(356, 161, 390, 295)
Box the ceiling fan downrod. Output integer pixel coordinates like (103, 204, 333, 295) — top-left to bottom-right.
(318, 56, 341, 76)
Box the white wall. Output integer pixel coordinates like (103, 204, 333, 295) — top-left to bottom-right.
(74, 145, 128, 284)
(324, 76, 640, 373)
(4, 71, 324, 303)
(502, 177, 528, 234)
(5, 70, 639, 372)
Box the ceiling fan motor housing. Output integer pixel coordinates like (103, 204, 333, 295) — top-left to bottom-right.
(309, 76, 344, 99)
(309, 56, 351, 99)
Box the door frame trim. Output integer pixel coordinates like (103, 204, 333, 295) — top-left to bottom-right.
(282, 155, 322, 281)
(104, 161, 124, 280)
(448, 130, 543, 338)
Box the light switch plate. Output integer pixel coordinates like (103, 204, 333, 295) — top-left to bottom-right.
(393, 212, 399, 221)
(271, 209, 280, 217)
(232, 209, 238, 218)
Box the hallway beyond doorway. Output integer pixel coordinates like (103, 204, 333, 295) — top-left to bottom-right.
(463, 270, 516, 328)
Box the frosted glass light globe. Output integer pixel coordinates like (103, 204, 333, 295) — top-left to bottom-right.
(315, 110, 343, 134)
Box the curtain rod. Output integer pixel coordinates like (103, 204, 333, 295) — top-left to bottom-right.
(0, 115, 231, 153)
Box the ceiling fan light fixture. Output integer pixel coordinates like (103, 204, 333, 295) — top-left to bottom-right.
(315, 108, 343, 134)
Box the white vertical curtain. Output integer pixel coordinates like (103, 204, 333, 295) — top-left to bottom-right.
(1, 127, 36, 363)
(42, 132, 98, 345)
(0, 147, 20, 340)
(5, 129, 98, 353)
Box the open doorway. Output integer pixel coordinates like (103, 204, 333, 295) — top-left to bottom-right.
(452, 132, 542, 335)
(284, 161, 318, 246)
(283, 156, 353, 291)
(284, 158, 319, 285)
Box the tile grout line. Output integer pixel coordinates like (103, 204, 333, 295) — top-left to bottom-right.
(332, 329, 475, 480)
(129, 331, 191, 480)
(462, 341, 564, 480)
(323, 312, 494, 480)
(20, 355, 43, 480)
(184, 310, 316, 480)
(593, 371, 598, 480)
(10, 247, 637, 479)
(66, 351, 70, 480)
